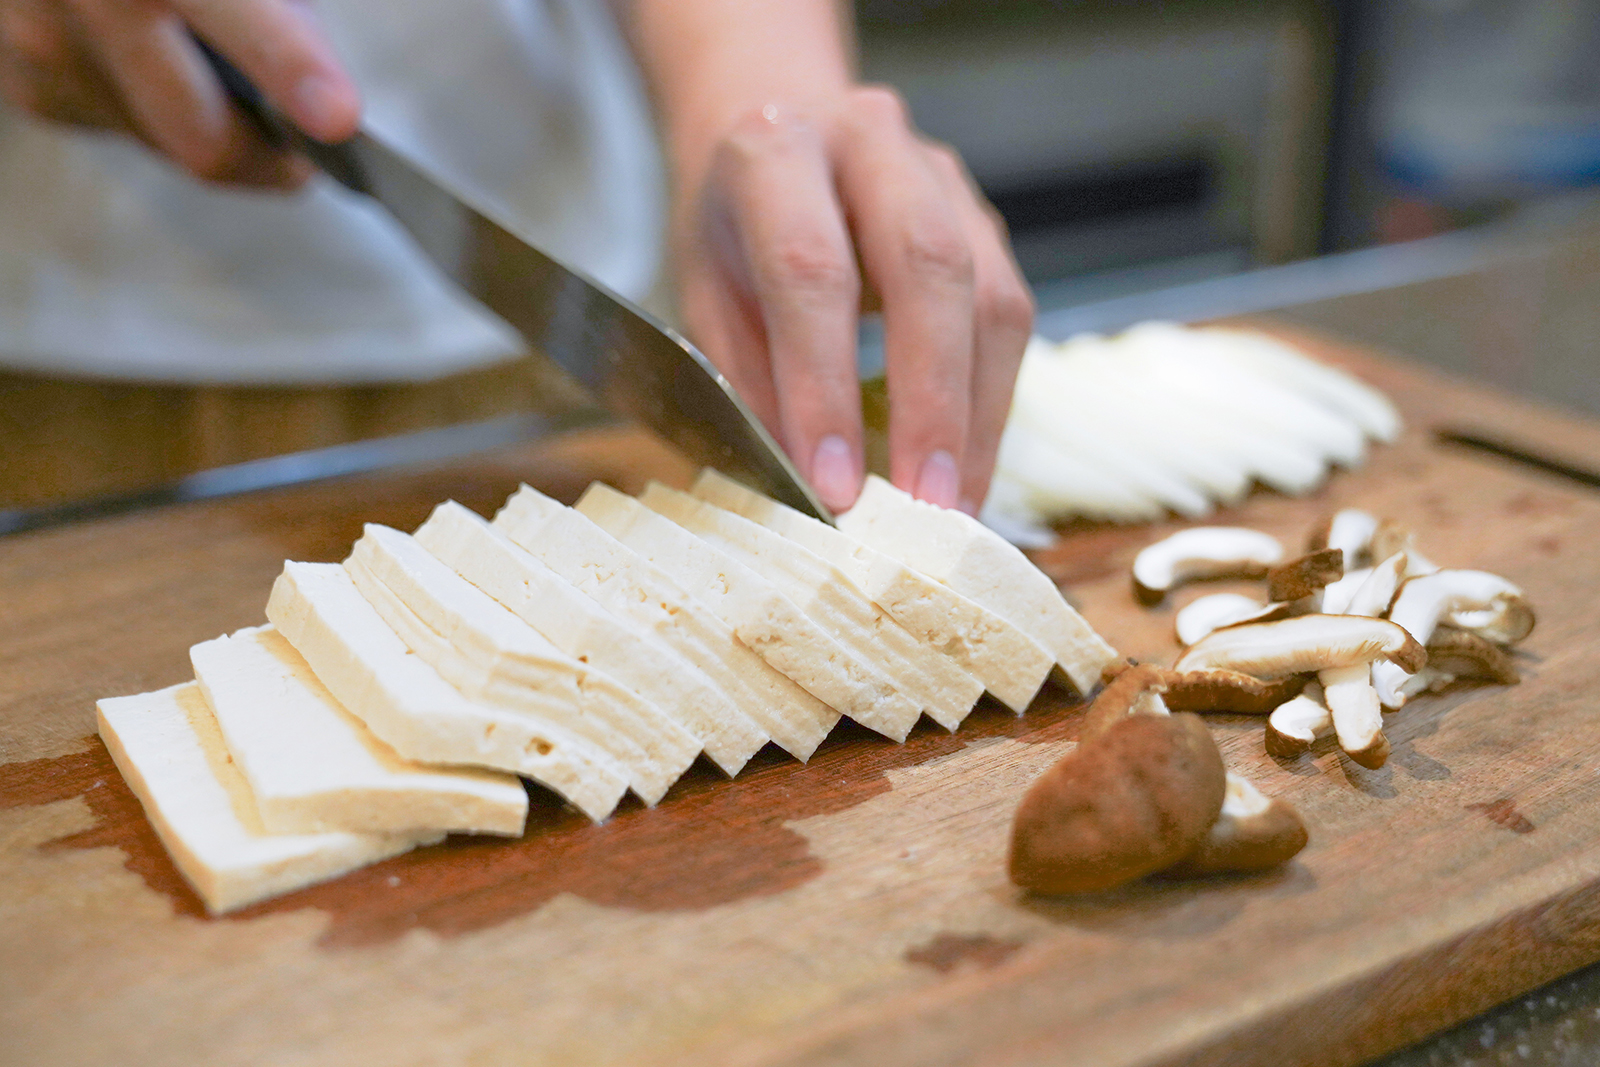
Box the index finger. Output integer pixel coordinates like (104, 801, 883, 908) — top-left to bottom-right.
(172, 0, 358, 141)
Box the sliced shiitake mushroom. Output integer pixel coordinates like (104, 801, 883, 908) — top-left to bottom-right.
(1308, 508, 1378, 568)
(1374, 569, 1533, 707)
(1266, 684, 1331, 759)
(1175, 614, 1426, 679)
(1266, 548, 1344, 602)
(1132, 527, 1285, 605)
(1320, 663, 1389, 769)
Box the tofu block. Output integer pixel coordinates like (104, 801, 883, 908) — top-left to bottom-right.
(97, 682, 440, 915)
(267, 561, 628, 821)
(345, 525, 699, 806)
(190, 625, 527, 836)
(837, 474, 1119, 695)
(691, 469, 1055, 713)
(414, 501, 762, 772)
(491, 485, 814, 768)
(577, 482, 914, 743)
(640, 483, 985, 732)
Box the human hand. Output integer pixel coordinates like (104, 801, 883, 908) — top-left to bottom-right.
(0, 0, 358, 187)
(674, 86, 1034, 515)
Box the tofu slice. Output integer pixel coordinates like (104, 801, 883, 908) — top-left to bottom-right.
(414, 501, 762, 773)
(97, 682, 441, 915)
(836, 474, 1119, 695)
(190, 625, 527, 836)
(345, 524, 699, 806)
(639, 483, 985, 732)
(266, 561, 628, 821)
(576, 482, 913, 742)
(691, 469, 1055, 713)
(491, 485, 821, 767)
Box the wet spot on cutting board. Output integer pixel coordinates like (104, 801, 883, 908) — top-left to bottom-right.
(1466, 798, 1535, 834)
(0, 695, 1084, 948)
(905, 932, 1025, 974)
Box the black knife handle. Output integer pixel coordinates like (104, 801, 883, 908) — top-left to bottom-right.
(189, 33, 371, 194)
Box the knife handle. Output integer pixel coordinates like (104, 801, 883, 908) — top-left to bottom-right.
(190, 33, 371, 194)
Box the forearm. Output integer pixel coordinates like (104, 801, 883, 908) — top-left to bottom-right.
(620, 0, 856, 191)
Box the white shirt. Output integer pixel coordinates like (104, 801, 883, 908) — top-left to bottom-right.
(0, 0, 664, 384)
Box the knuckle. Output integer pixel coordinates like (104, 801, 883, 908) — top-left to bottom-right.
(899, 215, 972, 288)
(766, 232, 859, 299)
(851, 84, 911, 129)
(718, 103, 818, 163)
(977, 273, 1036, 339)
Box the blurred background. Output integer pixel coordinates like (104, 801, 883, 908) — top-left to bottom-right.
(4, 0, 1600, 515)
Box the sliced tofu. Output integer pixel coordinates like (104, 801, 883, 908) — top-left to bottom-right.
(576, 482, 914, 743)
(266, 561, 628, 821)
(97, 682, 440, 915)
(414, 501, 756, 772)
(640, 483, 985, 732)
(837, 474, 1119, 695)
(691, 469, 1055, 713)
(345, 524, 699, 806)
(491, 485, 822, 767)
(190, 625, 527, 836)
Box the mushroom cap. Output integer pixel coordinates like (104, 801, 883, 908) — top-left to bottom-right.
(1174, 614, 1427, 678)
(1424, 627, 1521, 685)
(1009, 711, 1228, 894)
(1163, 773, 1309, 876)
(1131, 526, 1285, 605)
(1154, 668, 1308, 715)
(1267, 548, 1345, 602)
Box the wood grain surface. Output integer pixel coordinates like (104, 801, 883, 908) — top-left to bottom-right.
(4, 329, 1600, 1067)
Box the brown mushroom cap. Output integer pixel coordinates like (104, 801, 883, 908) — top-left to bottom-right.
(1163, 774, 1309, 877)
(1155, 668, 1308, 715)
(1174, 614, 1427, 678)
(1267, 548, 1345, 603)
(1425, 627, 1521, 685)
(1009, 711, 1228, 894)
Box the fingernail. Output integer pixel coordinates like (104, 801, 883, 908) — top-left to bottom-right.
(915, 451, 960, 510)
(293, 74, 347, 139)
(810, 435, 860, 512)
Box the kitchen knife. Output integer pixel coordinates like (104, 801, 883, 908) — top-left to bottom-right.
(196, 39, 830, 521)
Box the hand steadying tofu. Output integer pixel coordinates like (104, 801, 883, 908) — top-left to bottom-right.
(690, 468, 1055, 713)
(576, 482, 912, 742)
(638, 483, 985, 732)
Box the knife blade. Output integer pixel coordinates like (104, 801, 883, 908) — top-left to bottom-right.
(196, 39, 830, 521)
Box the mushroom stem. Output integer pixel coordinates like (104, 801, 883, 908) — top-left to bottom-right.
(1320, 663, 1389, 769)
(1374, 569, 1531, 707)
(1344, 551, 1407, 618)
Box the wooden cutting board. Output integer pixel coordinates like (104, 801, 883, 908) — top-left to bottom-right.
(5, 327, 1600, 1067)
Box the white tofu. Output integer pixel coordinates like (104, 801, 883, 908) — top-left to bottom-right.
(97, 682, 440, 915)
(491, 486, 820, 767)
(190, 625, 527, 836)
(344, 524, 700, 806)
(837, 474, 1119, 696)
(640, 483, 985, 732)
(266, 561, 628, 821)
(415, 501, 775, 772)
(577, 483, 914, 743)
(691, 469, 1055, 713)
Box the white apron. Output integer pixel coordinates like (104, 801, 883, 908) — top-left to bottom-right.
(0, 0, 664, 384)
